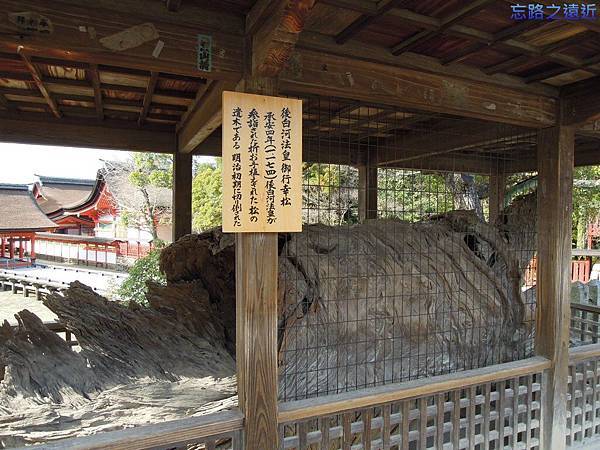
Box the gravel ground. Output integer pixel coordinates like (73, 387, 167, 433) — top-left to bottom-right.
(0, 289, 58, 326)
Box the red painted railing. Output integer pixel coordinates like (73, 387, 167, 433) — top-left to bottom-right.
(117, 241, 154, 258)
(524, 256, 592, 285)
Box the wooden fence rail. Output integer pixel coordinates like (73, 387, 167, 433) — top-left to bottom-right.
(30, 409, 245, 450)
(566, 344, 600, 448)
(279, 357, 550, 450)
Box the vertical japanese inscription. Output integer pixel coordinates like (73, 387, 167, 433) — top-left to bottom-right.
(264, 111, 277, 224)
(231, 107, 242, 228)
(247, 109, 260, 223)
(222, 92, 302, 232)
(281, 107, 292, 207)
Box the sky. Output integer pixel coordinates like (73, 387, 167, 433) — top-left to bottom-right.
(0, 143, 131, 185)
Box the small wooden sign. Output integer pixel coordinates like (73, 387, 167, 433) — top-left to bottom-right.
(222, 91, 302, 233)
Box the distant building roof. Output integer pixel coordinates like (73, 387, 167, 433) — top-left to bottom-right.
(0, 184, 58, 232)
(34, 174, 100, 215)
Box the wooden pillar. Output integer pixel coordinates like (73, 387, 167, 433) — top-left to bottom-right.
(18, 237, 24, 259)
(358, 150, 378, 221)
(30, 234, 35, 259)
(236, 76, 279, 450)
(8, 238, 14, 259)
(0, 237, 4, 258)
(489, 171, 506, 224)
(172, 151, 193, 241)
(535, 125, 574, 450)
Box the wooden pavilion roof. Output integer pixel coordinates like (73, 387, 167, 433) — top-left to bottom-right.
(0, 184, 58, 232)
(0, 0, 596, 168)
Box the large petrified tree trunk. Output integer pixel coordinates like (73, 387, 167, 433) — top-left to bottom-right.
(0, 193, 537, 443)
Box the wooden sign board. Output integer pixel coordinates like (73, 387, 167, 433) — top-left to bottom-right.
(222, 91, 302, 233)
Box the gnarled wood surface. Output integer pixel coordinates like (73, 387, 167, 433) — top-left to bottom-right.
(0, 194, 536, 444)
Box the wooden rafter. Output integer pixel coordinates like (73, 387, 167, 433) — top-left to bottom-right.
(166, 0, 182, 12)
(562, 76, 600, 125)
(390, 0, 496, 55)
(280, 48, 557, 127)
(89, 63, 103, 120)
(18, 50, 61, 118)
(441, 21, 540, 65)
(334, 0, 407, 45)
(0, 0, 244, 80)
(297, 31, 559, 97)
(251, 0, 317, 77)
(0, 92, 12, 111)
(0, 114, 175, 153)
(387, 7, 600, 78)
(139, 71, 159, 126)
(177, 80, 236, 153)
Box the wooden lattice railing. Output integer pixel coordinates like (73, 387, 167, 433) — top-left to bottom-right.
(567, 344, 600, 448)
(571, 303, 600, 345)
(278, 357, 550, 450)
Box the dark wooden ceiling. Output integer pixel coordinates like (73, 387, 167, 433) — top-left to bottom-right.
(0, 0, 597, 161)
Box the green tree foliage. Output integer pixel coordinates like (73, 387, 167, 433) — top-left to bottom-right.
(303, 163, 359, 225)
(378, 169, 454, 222)
(104, 153, 173, 239)
(129, 153, 173, 188)
(117, 246, 166, 305)
(573, 166, 600, 247)
(192, 159, 223, 231)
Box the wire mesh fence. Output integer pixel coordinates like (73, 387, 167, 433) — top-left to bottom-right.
(277, 97, 539, 402)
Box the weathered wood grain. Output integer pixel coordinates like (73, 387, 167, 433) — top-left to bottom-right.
(535, 125, 574, 450)
(236, 233, 279, 449)
(280, 48, 557, 127)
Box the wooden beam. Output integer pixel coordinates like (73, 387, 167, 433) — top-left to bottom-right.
(177, 80, 236, 153)
(442, 21, 540, 65)
(334, 0, 404, 45)
(172, 151, 192, 241)
(0, 92, 11, 110)
(0, 0, 244, 80)
(0, 115, 175, 153)
(18, 50, 61, 118)
(375, 122, 531, 166)
(251, 0, 317, 77)
(535, 125, 574, 450)
(488, 171, 506, 223)
(236, 233, 278, 450)
(358, 149, 378, 221)
(166, 0, 182, 12)
(390, 0, 496, 55)
(296, 31, 559, 97)
(562, 76, 600, 126)
(139, 71, 159, 126)
(89, 63, 103, 120)
(234, 77, 279, 450)
(280, 48, 557, 127)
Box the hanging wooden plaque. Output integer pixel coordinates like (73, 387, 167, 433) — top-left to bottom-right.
(222, 91, 302, 233)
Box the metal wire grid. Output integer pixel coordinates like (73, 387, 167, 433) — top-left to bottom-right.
(278, 97, 538, 402)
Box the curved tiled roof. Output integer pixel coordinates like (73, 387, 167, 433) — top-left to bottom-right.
(0, 184, 58, 232)
(34, 175, 97, 215)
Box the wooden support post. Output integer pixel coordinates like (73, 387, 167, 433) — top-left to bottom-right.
(0, 237, 4, 258)
(172, 151, 193, 241)
(235, 76, 279, 450)
(536, 125, 574, 450)
(8, 238, 13, 259)
(18, 238, 24, 259)
(358, 150, 378, 222)
(489, 171, 506, 224)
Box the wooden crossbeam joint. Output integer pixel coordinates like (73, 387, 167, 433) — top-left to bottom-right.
(139, 71, 159, 126)
(89, 63, 103, 120)
(390, 0, 495, 55)
(18, 49, 61, 118)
